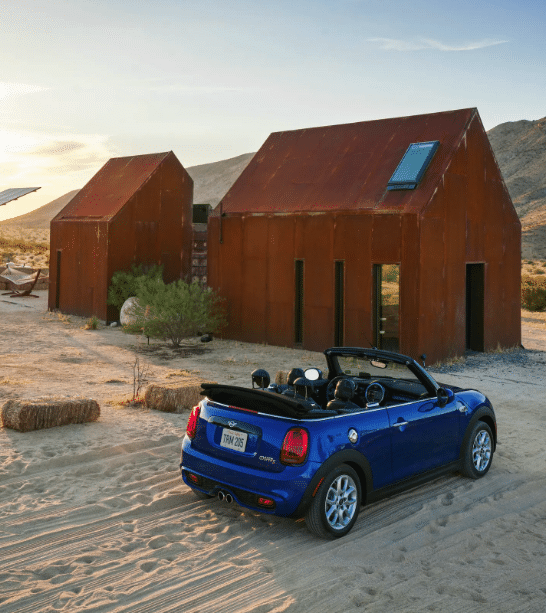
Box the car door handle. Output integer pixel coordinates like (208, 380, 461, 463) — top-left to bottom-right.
(393, 421, 409, 428)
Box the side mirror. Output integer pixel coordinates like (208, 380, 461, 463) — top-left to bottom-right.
(436, 387, 454, 407)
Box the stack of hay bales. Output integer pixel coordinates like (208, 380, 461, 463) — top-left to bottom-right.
(145, 376, 217, 413)
(1, 398, 100, 432)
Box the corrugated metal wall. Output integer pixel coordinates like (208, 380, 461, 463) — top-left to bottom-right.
(49, 152, 193, 321)
(208, 115, 521, 364)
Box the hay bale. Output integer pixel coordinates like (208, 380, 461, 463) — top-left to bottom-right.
(275, 370, 288, 385)
(1, 398, 100, 432)
(145, 379, 216, 413)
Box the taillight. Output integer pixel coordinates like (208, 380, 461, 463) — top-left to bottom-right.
(280, 427, 309, 465)
(186, 405, 201, 439)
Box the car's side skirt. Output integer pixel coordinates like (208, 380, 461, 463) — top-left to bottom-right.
(366, 461, 461, 504)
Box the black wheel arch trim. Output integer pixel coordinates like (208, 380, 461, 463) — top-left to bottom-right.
(292, 449, 372, 518)
(460, 406, 497, 460)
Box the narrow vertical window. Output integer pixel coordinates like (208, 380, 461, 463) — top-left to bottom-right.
(55, 250, 62, 309)
(294, 260, 304, 345)
(334, 261, 344, 346)
(373, 264, 400, 351)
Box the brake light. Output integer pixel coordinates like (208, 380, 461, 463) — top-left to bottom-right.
(280, 427, 309, 465)
(186, 405, 201, 439)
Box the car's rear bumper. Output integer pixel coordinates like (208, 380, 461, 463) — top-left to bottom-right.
(180, 437, 318, 516)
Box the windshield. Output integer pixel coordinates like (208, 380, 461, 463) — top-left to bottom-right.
(334, 354, 422, 384)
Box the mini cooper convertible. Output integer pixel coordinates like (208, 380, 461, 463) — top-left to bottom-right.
(180, 347, 496, 538)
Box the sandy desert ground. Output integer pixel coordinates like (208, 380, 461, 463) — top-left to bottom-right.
(1, 292, 546, 613)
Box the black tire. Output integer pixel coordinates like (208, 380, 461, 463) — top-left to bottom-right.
(461, 422, 494, 479)
(305, 464, 361, 539)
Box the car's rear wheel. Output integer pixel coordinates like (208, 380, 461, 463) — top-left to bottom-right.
(305, 464, 361, 538)
(461, 422, 493, 478)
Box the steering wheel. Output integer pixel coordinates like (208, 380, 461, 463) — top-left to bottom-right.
(326, 375, 348, 401)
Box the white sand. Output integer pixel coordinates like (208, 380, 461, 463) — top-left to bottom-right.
(1, 291, 546, 612)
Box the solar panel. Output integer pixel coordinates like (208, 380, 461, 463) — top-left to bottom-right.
(387, 141, 439, 190)
(0, 187, 41, 206)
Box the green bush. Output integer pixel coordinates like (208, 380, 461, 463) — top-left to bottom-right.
(521, 274, 546, 311)
(107, 264, 163, 311)
(124, 278, 226, 347)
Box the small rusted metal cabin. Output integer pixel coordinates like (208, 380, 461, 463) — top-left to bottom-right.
(208, 108, 521, 364)
(49, 151, 193, 321)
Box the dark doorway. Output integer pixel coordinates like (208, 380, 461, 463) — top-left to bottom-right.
(334, 261, 344, 346)
(294, 260, 304, 345)
(466, 263, 485, 351)
(55, 250, 62, 309)
(373, 264, 400, 351)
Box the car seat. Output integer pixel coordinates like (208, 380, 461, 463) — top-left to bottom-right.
(326, 378, 361, 413)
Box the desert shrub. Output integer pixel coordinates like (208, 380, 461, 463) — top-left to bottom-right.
(107, 264, 163, 311)
(84, 315, 100, 330)
(521, 274, 546, 311)
(124, 278, 226, 347)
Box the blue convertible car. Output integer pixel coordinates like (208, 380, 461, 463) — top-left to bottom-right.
(180, 347, 496, 538)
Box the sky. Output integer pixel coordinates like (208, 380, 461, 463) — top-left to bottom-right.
(1, 0, 545, 221)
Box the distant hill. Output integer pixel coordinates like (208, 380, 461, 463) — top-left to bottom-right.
(487, 117, 546, 259)
(0, 190, 80, 231)
(189, 152, 255, 207)
(0, 152, 255, 232)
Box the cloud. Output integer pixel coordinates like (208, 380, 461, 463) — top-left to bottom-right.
(0, 82, 48, 100)
(29, 141, 87, 156)
(368, 37, 508, 51)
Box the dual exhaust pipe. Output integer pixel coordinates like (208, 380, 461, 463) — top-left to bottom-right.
(217, 490, 233, 503)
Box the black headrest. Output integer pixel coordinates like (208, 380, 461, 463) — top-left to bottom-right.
(294, 377, 313, 397)
(251, 369, 270, 389)
(287, 368, 305, 386)
(334, 378, 356, 401)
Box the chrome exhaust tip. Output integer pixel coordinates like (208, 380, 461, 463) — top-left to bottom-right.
(218, 491, 225, 501)
(225, 493, 233, 503)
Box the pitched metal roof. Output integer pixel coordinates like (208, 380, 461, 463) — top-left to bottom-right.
(219, 108, 476, 215)
(0, 187, 41, 206)
(55, 152, 172, 220)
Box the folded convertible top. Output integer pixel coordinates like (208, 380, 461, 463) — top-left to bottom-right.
(200, 383, 312, 418)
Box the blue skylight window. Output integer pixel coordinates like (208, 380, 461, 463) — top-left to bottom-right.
(387, 141, 439, 190)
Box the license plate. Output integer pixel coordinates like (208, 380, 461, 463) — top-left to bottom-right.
(220, 428, 248, 452)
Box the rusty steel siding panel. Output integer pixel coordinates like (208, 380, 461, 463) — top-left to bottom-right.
(266, 217, 296, 347)
(372, 215, 402, 263)
(399, 214, 420, 358)
(221, 109, 475, 216)
(215, 216, 244, 340)
(334, 214, 374, 348)
(240, 216, 269, 343)
(301, 216, 335, 350)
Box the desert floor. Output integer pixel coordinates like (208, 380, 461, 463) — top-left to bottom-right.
(1, 292, 546, 613)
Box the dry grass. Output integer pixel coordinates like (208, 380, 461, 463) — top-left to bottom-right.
(0, 228, 50, 269)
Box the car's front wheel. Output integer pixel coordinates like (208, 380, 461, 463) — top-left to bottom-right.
(461, 422, 494, 478)
(305, 464, 361, 538)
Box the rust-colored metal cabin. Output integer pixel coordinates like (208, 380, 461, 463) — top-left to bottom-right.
(208, 108, 521, 364)
(49, 151, 193, 321)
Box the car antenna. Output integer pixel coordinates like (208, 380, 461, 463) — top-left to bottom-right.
(420, 354, 427, 368)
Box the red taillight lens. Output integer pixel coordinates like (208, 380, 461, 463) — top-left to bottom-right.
(186, 405, 201, 439)
(280, 427, 309, 465)
(257, 497, 275, 508)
